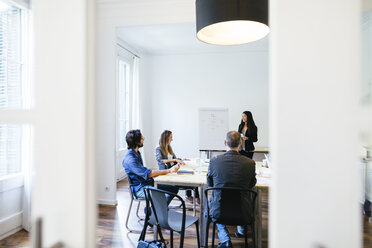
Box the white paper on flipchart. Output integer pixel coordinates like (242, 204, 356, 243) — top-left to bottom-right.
(199, 108, 229, 151)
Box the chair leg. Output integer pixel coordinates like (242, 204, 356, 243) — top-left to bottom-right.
(170, 230, 174, 248)
(205, 219, 210, 248)
(195, 221, 200, 248)
(180, 229, 185, 248)
(139, 220, 148, 241)
(251, 224, 256, 248)
(212, 223, 216, 248)
(125, 197, 134, 231)
(244, 226, 248, 248)
(136, 201, 144, 220)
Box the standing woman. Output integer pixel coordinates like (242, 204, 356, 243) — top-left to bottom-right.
(238, 111, 258, 159)
(155, 130, 200, 203)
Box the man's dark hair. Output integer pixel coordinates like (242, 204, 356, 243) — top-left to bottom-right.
(126, 129, 142, 149)
(226, 131, 241, 148)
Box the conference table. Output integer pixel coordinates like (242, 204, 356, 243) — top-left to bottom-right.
(153, 161, 271, 248)
(199, 147, 269, 159)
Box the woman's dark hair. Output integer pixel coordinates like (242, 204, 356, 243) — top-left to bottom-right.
(240, 111, 257, 131)
(126, 129, 142, 149)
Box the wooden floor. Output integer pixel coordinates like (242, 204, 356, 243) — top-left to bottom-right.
(97, 179, 269, 248)
(0, 229, 29, 248)
(1, 178, 371, 247)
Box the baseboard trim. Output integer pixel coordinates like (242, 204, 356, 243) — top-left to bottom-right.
(0, 211, 23, 240)
(0, 226, 23, 240)
(116, 174, 126, 182)
(97, 199, 118, 206)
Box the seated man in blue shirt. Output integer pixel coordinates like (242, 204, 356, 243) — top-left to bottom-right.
(123, 129, 179, 204)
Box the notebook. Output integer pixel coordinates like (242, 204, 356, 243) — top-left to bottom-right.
(177, 170, 194, 174)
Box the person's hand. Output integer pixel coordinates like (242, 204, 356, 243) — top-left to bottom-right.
(169, 164, 180, 173)
(176, 159, 186, 165)
(242, 136, 249, 140)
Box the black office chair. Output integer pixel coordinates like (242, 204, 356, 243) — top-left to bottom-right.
(125, 176, 146, 232)
(140, 187, 200, 248)
(204, 187, 257, 248)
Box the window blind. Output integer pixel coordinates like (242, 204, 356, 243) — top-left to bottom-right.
(0, 5, 21, 108)
(0, 3, 23, 178)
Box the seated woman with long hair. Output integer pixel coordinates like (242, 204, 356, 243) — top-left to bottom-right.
(155, 130, 200, 203)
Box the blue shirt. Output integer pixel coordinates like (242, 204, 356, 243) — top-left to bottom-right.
(123, 149, 154, 192)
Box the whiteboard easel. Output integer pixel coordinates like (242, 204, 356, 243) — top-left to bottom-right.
(198, 108, 229, 151)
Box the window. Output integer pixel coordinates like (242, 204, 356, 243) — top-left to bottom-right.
(117, 46, 135, 150)
(0, 124, 21, 177)
(0, 1, 29, 178)
(0, 2, 28, 109)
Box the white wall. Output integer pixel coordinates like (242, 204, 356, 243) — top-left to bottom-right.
(269, 0, 362, 247)
(96, 0, 194, 204)
(141, 52, 268, 168)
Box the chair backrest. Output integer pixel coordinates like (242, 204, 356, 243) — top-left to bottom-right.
(145, 187, 186, 231)
(205, 187, 257, 225)
(126, 175, 138, 199)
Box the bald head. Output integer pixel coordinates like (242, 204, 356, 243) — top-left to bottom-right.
(226, 131, 241, 149)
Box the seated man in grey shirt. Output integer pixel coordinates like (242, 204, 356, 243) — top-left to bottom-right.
(207, 131, 257, 248)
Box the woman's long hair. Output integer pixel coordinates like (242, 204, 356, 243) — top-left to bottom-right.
(240, 111, 257, 132)
(159, 130, 174, 156)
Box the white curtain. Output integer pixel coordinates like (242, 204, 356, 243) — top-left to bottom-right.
(132, 57, 148, 165)
(22, 125, 32, 232)
(131, 57, 140, 129)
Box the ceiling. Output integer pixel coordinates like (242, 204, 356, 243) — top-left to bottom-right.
(116, 23, 269, 56)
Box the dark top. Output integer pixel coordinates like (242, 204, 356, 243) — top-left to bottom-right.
(123, 149, 153, 192)
(207, 150, 257, 222)
(155, 146, 177, 170)
(238, 123, 258, 151)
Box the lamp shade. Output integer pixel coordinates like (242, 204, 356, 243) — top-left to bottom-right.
(196, 0, 270, 45)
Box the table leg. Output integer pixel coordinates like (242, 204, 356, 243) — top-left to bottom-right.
(154, 182, 158, 240)
(254, 188, 262, 248)
(199, 185, 206, 247)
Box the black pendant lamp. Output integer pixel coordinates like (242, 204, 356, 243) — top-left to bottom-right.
(196, 0, 269, 45)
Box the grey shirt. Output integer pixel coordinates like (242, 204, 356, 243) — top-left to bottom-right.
(155, 146, 177, 170)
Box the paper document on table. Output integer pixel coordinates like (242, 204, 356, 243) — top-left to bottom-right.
(260, 167, 272, 178)
(257, 177, 271, 186)
(184, 158, 210, 168)
(184, 160, 197, 168)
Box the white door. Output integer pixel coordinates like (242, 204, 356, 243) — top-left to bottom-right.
(31, 0, 96, 247)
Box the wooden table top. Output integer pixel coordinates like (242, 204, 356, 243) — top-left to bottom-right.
(154, 162, 271, 187)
